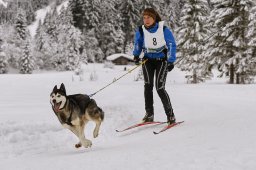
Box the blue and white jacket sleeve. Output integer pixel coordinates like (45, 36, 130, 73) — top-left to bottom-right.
(133, 28, 143, 57)
(164, 28, 176, 63)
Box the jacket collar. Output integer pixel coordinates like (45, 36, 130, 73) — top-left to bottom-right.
(144, 22, 159, 33)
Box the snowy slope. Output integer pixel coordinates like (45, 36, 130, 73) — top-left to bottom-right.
(28, 1, 69, 37)
(27, 5, 51, 37)
(0, 64, 256, 170)
(0, 0, 7, 8)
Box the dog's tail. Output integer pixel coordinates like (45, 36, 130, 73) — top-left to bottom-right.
(97, 107, 104, 121)
(89, 99, 104, 121)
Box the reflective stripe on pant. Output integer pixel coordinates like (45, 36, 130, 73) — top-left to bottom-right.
(142, 59, 173, 115)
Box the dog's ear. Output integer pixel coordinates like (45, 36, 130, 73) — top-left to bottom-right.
(53, 85, 57, 92)
(60, 83, 66, 94)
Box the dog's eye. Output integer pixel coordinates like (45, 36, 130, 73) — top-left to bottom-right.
(57, 95, 61, 98)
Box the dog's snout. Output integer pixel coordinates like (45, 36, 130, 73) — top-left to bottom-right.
(53, 99, 56, 103)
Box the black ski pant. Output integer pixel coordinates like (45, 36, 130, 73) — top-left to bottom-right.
(142, 59, 173, 117)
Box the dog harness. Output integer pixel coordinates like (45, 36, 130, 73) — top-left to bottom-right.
(65, 96, 92, 126)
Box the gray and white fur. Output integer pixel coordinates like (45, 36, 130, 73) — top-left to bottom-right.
(50, 83, 104, 148)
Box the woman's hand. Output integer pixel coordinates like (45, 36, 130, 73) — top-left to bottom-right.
(134, 56, 140, 65)
(167, 63, 174, 72)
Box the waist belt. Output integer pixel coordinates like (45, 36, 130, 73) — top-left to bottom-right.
(144, 46, 166, 53)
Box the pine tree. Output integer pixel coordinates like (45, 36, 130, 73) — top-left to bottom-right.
(68, 0, 86, 32)
(0, 39, 8, 74)
(20, 41, 35, 74)
(44, 8, 58, 40)
(15, 9, 28, 41)
(0, 24, 20, 69)
(118, 0, 140, 53)
(207, 0, 213, 9)
(156, 0, 179, 29)
(0, 51, 8, 74)
(207, 0, 254, 84)
(83, 0, 101, 32)
(55, 6, 84, 71)
(0, 0, 36, 24)
(248, 5, 256, 58)
(97, 0, 122, 57)
(113, 26, 125, 53)
(99, 22, 116, 58)
(245, 4, 256, 83)
(84, 29, 103, 63)
(34, 11, 58, 70)
(13, 8, 32, 70)
(176, 0, 210, 83)
(34, 20, 44, 51)
(69, 0, 103, 61)
(139, 0, 154, 10)
(37, 5, 84, 71)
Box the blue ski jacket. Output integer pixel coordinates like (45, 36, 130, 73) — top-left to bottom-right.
(133, 22, 176, 63)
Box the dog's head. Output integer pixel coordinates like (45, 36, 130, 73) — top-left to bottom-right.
(50, 83, 67, 113)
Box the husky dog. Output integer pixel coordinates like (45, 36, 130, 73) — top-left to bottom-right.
(50, 83, 104, 148)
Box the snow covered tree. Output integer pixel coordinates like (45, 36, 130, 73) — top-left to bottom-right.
(207, 0, 213, 9)
(156, 0, 180, 29)
(248, 5, 256, 57)
(33, 11, 57, 70)
(99, 22, 117, 58)
(206, 0, 254, 84)
(0, 24, 19, 69)
(118, 0, 140, 53)
(0, 39, 8, 74)
(69, 0, 104, 61)
(139, 0, 155, 10)
(113, 26, 125, 53)
(32, 5, 83, 71)
(0, 0, 36, 24)
(176, 0, 210, 83)
(68, 0, 86, 32)
(19, 41, 35, 74)
(83, 0, 101, 32)
(84, 29, 103, 63)
(97, 0, 124, 57)
(55, 7, 84, 71)
(15, 9, 28, 41)
(34, 20, 44, 51)
(44, 8, 58, 40)
(12, 8, 33, 70)
(0, 51, 8, 74)
(34, 19, 57, 69)
(245, 3, 256, 83)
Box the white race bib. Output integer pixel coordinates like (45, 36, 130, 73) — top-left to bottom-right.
(142, 21, 166, 53)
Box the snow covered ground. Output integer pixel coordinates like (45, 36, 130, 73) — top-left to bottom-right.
(0, 64, 256, 170)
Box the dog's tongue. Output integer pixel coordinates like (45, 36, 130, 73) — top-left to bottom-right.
(54, 103, 61, 112)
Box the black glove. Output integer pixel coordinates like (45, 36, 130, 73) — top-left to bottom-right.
(134, 56, 140, 65)
(167, 62, 174, 72)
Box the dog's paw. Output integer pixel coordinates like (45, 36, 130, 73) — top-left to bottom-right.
(75, 143, 82, 148)
(83, 140, 92, 148)
(93, 131, 99, 138)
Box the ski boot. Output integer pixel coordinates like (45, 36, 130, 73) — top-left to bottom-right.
(142, 113, 154, 123)
(167, 110, 176, 125)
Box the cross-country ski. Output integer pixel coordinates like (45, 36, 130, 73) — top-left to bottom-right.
(153, 121, 184, 135)
(116, 121, 166, 132)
